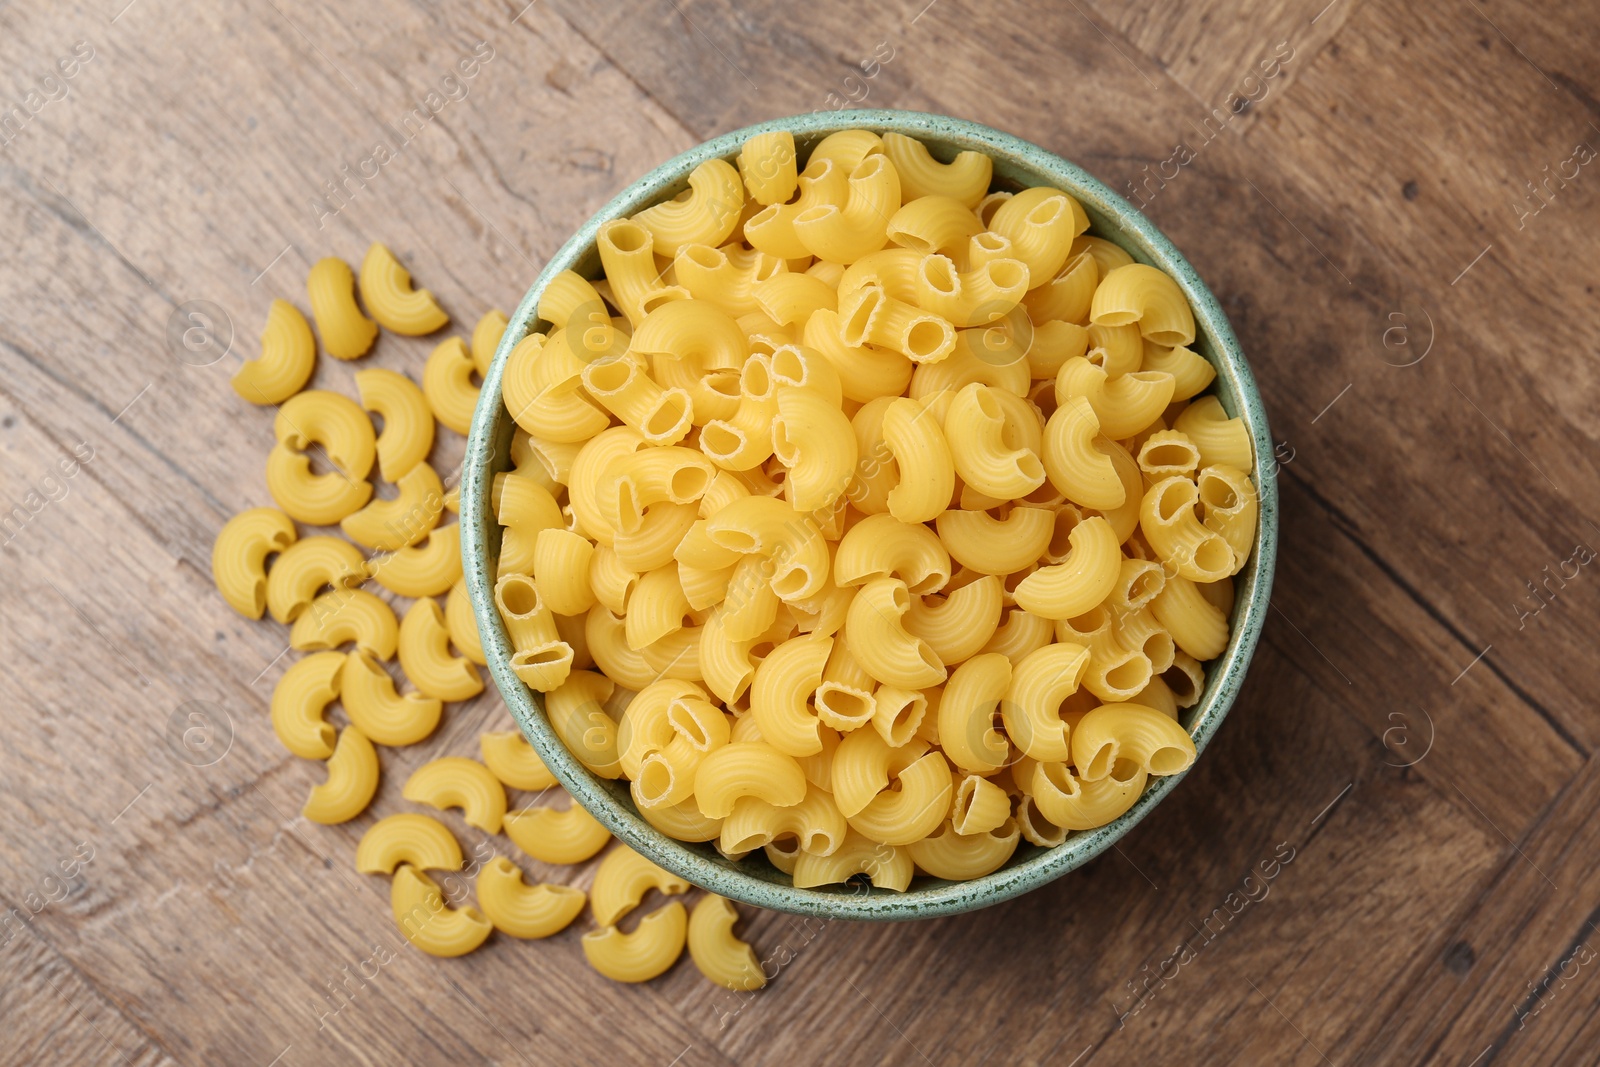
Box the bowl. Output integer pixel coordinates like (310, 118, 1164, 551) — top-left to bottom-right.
(462, 109, 1278, 920)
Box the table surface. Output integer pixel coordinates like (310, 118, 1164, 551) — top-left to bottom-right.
(3, 1, 1598, 1064)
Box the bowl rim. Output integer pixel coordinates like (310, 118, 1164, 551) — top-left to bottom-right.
(462, 108, 1277, 921)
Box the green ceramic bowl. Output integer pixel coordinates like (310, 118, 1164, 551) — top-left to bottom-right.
(462, 109, 1277, 921)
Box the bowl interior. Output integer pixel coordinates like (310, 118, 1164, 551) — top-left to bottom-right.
(462, 109, 1278, 920)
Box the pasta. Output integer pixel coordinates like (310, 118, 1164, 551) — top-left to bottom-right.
(270, 650, 343, 759)
(355, 368, 434, 482)
(402, 757, 508, 834)
(303, 726, 379, 825)
(233, 299, 315, 405)
(398, 597, 484, 702)
(476, 857, 585, 939)
(582, 902, 688, 982)
(391, 864, 492, 957)
(307, 256, 378, 361)
(356, 813, 463, 874)
(687, 895, 766, 990)
(290, 588, 399, 660)
(590, 845, 691, 925)
(342, 649, 442, 747)
(424, 337, 480, 435)
(212, 507, 296, 619)
(265, 535, 366, 624)
(483, 127, 1260, 895)
(341, 461, 444, 552)
(359, 243, 449, 335)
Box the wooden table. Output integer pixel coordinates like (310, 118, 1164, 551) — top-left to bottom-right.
(3, 0, 1597, 1063)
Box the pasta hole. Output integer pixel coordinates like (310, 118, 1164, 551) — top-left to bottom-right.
(840, 288, 881, 346)
(772, 420, 800, 465)
(817, 685, 873, 726)
(1192, 537, 1234, 576)
(741, 358, 773, 400)
(1014, 452, 1045, 483)
(1148, 745, 1190, 775)
(921, 256, 958, 295)
(643, 394, 691, 439)
(1127, 569, 1164, 607)
(1104, 655, 1151, 694)
(1081, 741, 1117, 781)
(794, 204, 837, 227)
(1026, 196, 1067, 227)
(706, 370, 740, 400)
(1047, 508, 1082, 561)
(1198, 476, 1239, 511)
(668, 466, 710, 501)
(1144, 443, 1195, 471)
(771, 565, 810, 600)
(1109, 757, 1143, 786)
(770, 347, 806, 385)
(1152, 480, 1197, 523)
(987, 260, 1028, 291)
(699, 424, 745, 460)
(497, 577, 541, 616)
(585, 358, 634, 393)
(1036, 760, 1076, 796)
(904, 318, 954, 361)
(681, 244, 725, 270)
(1163, 664, 1199, 704)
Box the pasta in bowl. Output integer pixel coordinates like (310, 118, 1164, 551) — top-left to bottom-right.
(461, 110, 1276, 920)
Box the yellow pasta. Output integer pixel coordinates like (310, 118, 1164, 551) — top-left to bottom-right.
(290, 588, 399, 660)
(476, 857, 585, 939)
(845, 578, 947, 688)
(1091, 263, 1195, 347)
(359, 243, 449, 335)
(402, 757, 507, 834)
(445, 577, 486, 666)
(233, 299, 315, 404)
(687, 895, 766, 991)
(480, 729, 559, 792)
(342, 649, 443, 747)
(582, 902, 688, 983)
(693, 741, 807, 818)
(988, 186, 1087, 285)
(340, 461, 444, 552)
(882, 131, 992, 207)
(635, 158, 745, 256)
(212, 507, 296, 620)
(270, 650, 343, 759)
(792, 829, 913, 891)
(908, 819, 1019, 880)
(307, 256, 377, 361)
(369, 524, 462, 598)
(265, 443, 373, 525)
(1041, 397, 1124, 511)
(355, 368, 434, 482)
(265, 535, 367, 624)
(356, 813, 463, 875)
(470, 308, 510, 376)
(391, 865, 492, 958)
(504, 796, 612, 864)
(738, 129, 799, 207)
(423, 336, 479, 435)
(591, 845, 691, 925)
(303, 726, 379, 825)
(1174, 397, 1253, 472)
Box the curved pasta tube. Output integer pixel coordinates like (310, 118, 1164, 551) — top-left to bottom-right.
(369, 523, 462, 598)
(1029, 758, 1148, 831)
(1013, 516, 1120, 619)
(1142, 342, 1216, 401)
(1054, 357, 1175, 440)
(266, 443, 374, 525)
(772, 386, 857, 512)
(792, 829, 913, 892)
(943, 384, 1047, 499)
(1072, 702, 1196, 781)
(1197, 464, 1258, 569)
(397, 597, 483, 702)
(698, 354, 779, 472)
(847, 749, 951, 846)
(738, 129, 798, 206)
(1042, 397, 1125, 510)
(1022, 250, 1098, 326)
(913, 254, 1029, 328)
(634, 158, 745, 256)
(617, 678, 711, 778)
(879, 396, 955, 524)
(402, 757, 507, 833)
(270, 650, 343, 759)
(1173, 396, 1252, 471)
(749, 634, 831, 757)
(341, 462, 443, 552)
(359, 243, 449, 335)
(904, 574, 1003, 665)
(951, 774, 1011, 835)
(674, 242, 787, 318)
(568, 427, 647, 546)
(604, 446, 716, 535)
(1139, 477, 1236, 582)
(1015, 795, 1068, 848)
(688, 895, 766, 991)
(498, 574, 575, 692)
(988, 186, 1088, 284)
(307, 256, 378, 360)
(886, 196, 984, 256)
(693, 741, 807, 818)
(703, 495, 830, 602)
(747, 155, 850, 260)
(504, 341, 612, 444)
(750, 273, 838, 331)
(446, 578, 486, 666)
(276, 389, 376, 479)
(1090, 263, 1195, 347)
(1138, 429, 1202, 480)
(1025, 320, 1091, 383)
(591, 846, 691, 925)
(582, 902, 688, 983)
(470, 308, 509, 375)
(424, 337, 479, 435)
(213, 507, 296, 619)
(839, 247, 923, 303)
(233, 299, 315, 404)
(869, 685, 928, 748)
(355, 368, 434, 482)
(480, 729, 558, 791)
(265, 535, 366, 624)
(803, 309, 913, 403)
(504, 797, 612, 864)
(979, 608, 1055, 666)
(719, 784, 847, 856)
(834, 514, 950, 594)
(1074, 234, 1135, 276)
(585, 605, 656, 690)
(303, 726, 379, 825)
(476, 857, 586, 939)
(637, 792, 724, 843)
(793, 153, 901, 264)
(831, 729, 924, 817)
(542, 669, 620, 778)
(290, 589, 399, 660)
(938, 653, 1013, 773)
(1001, 641, 1091, 762)
(1056, 604, 1152, 703)
(581, 356, 693, 447)
(882, 132, 992, 208)
(342, 649, 443, 747)
(497, 469, 564, 573)
(356, 813, 463, 874)
(526, 529, 595, 618)
(908, 818, 1020, 880)
(1150, 574, 1230, 661)
(391, 865, 492, 958)
(839, 283, 957, 365)
(845, 578, 947, 688)
(935, 507, 1053, 576)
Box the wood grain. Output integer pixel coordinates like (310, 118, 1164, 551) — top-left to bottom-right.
(4, 0, 1600, 1064)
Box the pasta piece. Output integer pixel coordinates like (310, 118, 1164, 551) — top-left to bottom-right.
(233, 299, 315, 404)
(470, 308, 509, 376)
(480, 729, 559, 792)
(1173, 396, 1252, 471)
(303, 726, 379, 825)
(845, 578, 947, 689)
(591, 845, 691, 925)
(276, 389, 377, 479)
(423, 337, 479, 435)
(270, 650, 343, 759)
(212, 507, 296, 619)
(738, 129, 799, 206)
(1139, 477, 1236, 583)
(1013, 516, 1120, 620)
(749, 634, 831, 757)
(369, 523, 463, 598)
(772, 386, 857, 512)
(398, 597, 484, 702)
(402, 757, 507, 833)
(688, 895, 766, 991)
(938, 653, 1012, 774)
(908, 818, 1019, 880)
(1091, 263, 1196, 347)
(719, 783, 847, 856)
(341, 462, 444, 552)
(359, 243, 449, 335)
(582, 902, 688, 983)
(476, 856, 585, 939)
(265, 535, 367, 624)
(1054, 357, 1175, 440)
(290, 589, 399, 661)
(794, 154, 901, 264)
(1071, 702, 1197, 780)
(445, 577, 486, 666)
(355, 368, 434, 482)
(1197, 463, 1258, 569)
(943, 383, 1047, 499)
(1041, 397, 1124, 511)
(1001, 642, 1090, 762)
(307, 256, 377, 360)
(356, 813, 463, 874)
(391, 865, 492, 958)
(634, 158, 745, 256)
(880, 396, 956, 523)
(504, 797, 611, 864)
(951, 774, 1011, 835)
(792, 829, 913, 892)
(265, 443, 373, 526)
(988, 187, 1088, 284)
(882, 132, 992, 208)
(934, 507, 1053, 576)
(1029, 758, 1148, 831)
(341, 649, 442, 747)
(1142, 342, 1216, 401)
(693, 741, 807, 818)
